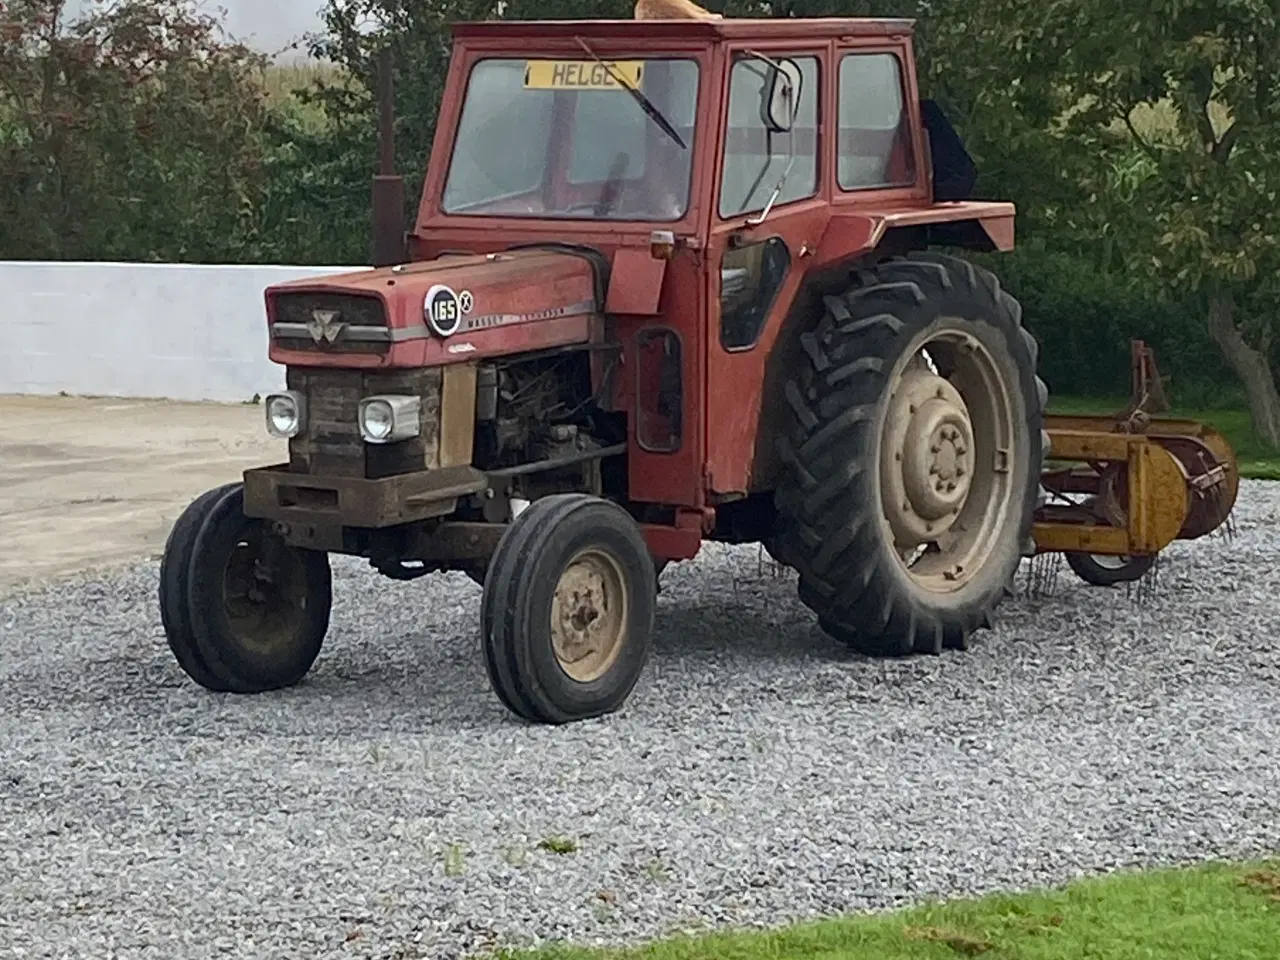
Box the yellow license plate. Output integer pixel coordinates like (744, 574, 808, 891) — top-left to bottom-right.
(523, 59, 644, 91)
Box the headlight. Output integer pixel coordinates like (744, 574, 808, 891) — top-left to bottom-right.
(359, 395, 421, 444)
(264, 391, 305, 439)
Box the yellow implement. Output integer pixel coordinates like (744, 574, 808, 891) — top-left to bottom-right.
(1032, 342, 1238, 574)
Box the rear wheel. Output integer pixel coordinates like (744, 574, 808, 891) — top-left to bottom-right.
(183, 484, 332, 692)
(773, 252, 1046, 656)
(481, 494, 656, 724)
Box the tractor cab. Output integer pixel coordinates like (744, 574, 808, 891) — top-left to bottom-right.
(410, 16, 937, 248)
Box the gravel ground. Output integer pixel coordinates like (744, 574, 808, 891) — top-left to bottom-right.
(2, 482, 1279, 960)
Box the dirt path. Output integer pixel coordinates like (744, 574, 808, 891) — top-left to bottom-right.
(0, 395, 283, 595)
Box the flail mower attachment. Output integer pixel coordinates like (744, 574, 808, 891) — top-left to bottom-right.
(1032, 340, 1239, 587)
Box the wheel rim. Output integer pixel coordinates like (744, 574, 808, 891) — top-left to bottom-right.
(220, 525, 309, 650)
(1089, 554, 1133, 570)
(879, 326, 1020, 593)
(550, 547, 629, 683)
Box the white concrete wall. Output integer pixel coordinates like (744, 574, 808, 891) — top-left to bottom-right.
(1, 261, 364, 404)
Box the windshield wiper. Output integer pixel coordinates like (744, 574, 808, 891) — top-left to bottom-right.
(574, 37, 687, 150)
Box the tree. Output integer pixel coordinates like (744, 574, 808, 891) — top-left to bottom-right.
(0, 0, 274, 262)
(935, 0, 1280, 443)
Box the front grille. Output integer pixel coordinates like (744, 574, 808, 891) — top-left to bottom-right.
(287, 367, 443, 479)
(272, 292, 390, 355)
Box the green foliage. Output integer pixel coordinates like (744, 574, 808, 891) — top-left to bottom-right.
(0, 0, 273, 262)
(929, 0, 1280, 440)
(988, 244, 1235, 406)
(242, 94, 374, 265)
(979, 0, 1280, 302)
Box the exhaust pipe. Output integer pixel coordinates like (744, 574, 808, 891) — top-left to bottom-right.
(371, 46, 407, 267)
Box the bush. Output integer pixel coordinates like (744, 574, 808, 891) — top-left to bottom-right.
(988, 244, 1239, 408)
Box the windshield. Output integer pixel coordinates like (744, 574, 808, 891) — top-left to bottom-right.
(441, 57, 700, 222)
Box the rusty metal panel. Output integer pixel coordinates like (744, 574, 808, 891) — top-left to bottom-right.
(1127, 439, 1191, 554)
(1042, 428, 1135, 463)
(287, 368, 365, 477)
(243, 463, 487, 529)
(286, 367, 445, 479)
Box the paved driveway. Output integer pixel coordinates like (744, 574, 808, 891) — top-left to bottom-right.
(0, 395, 282, 595)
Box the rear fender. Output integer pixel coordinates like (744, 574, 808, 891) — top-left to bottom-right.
(813, 202, 1016, 269)
(746, 204, 1014, 494)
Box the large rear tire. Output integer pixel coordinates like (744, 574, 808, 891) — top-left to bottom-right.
(481, 494, 656, 724)
(773, 252, 1047, 656)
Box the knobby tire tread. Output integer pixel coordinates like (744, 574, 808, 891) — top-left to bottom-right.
(185, 485, 332, 693)
(158, 482, 242, 691)
(773, 252, 1048, 657)
(483, 494, 598, 724)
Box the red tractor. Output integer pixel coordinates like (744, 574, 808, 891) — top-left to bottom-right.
(159, 13, 1235, 723)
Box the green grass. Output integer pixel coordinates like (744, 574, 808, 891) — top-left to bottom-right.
(537, 836, 580, 856)
(1048, 395, 1280, 480)
(490, 860, 1280, 960)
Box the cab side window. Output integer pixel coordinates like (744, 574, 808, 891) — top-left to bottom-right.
(837, 53, 915, 190)
(719, 55, 819, 219)
(719, 238, 791, 351)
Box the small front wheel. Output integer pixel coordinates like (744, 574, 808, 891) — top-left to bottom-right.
(1065, 551, 1155, 587)
(481, 494, 656, 724)
(159, 482, 242, 691)
(177, 484, 332, 693)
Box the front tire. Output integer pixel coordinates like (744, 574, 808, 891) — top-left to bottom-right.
(773, 252, 1046, 656)
(159, 483, 241, 691)
(181, 484, 332, 693)
(481, 494, 656, 724)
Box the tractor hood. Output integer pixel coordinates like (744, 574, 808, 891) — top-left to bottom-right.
(265, 248, 600, 367)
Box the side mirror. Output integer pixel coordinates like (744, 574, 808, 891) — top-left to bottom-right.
(761, 58, 802, 133)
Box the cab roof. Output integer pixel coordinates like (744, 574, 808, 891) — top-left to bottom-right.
(450, 17, 915, 42)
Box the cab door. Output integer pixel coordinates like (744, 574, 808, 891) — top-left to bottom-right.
(703, 44, 833, 499)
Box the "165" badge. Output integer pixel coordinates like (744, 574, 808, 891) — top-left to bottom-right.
(424, 284, 472, 337)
